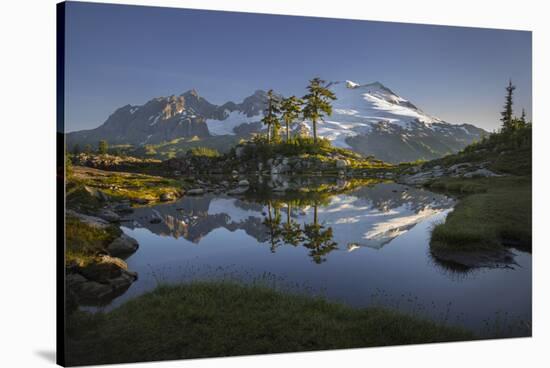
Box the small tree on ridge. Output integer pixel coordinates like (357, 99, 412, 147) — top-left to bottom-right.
(280, 95, 303, 142)
(500, 80, 516, 132)
(302, 78, 336, 143)
(98, 140, 108, 154)
(261, 89, 281, 144)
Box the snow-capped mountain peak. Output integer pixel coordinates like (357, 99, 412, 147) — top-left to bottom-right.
(345, 80, 361, 88)
(67, 79, 486, 163)
(328, 80, 441, 128)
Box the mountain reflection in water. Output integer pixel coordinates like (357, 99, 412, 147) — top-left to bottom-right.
(123, 182, 454, 261)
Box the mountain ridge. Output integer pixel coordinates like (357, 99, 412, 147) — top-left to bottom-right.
(67, 80, 487, 163)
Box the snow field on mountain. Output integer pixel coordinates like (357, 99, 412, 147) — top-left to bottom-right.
(206, 110, 263, 136)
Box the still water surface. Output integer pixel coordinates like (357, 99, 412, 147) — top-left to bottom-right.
(98, 182, 531, 333)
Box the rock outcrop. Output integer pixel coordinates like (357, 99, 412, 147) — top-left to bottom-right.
(399, 162, 502, 185)
(107, 234, 139, 257)
(67, 255, 138, 306)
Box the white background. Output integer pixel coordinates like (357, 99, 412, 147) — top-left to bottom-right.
(0, 0, 548, 367)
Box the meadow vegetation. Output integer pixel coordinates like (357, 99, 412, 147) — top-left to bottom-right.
(238, 135, 392, 170)
(115, 135, 240, 159)
(66, 281, 472, 366)
(425, 124, 531, 176)
(426, 123, 531, 254)
(68, 166, 182, 205)
(429, 176, 531, 252)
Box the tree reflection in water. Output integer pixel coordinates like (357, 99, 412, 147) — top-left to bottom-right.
(302, 204, 338, 263)
(263, 201, 283, 253)
(262, 199, 338, 263)
(281, 202, 303, 247)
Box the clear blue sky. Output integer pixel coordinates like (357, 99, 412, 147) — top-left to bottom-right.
(64, 1, 532, 132)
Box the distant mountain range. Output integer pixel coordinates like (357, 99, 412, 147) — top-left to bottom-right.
(67, 80, 487, 163)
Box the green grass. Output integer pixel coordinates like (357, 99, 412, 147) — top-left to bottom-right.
(240, 136, 338, 158)
(427, 177, 492, 195)
(425, 125, 531, 176)
(66, 181, 103, 213)
(70, 166, 182, 204)
(188, 146, 221, 158)
(422, 126, 532, 254)
(429, 176, 531, 252)
(238, 136, 393, 170)
(66, 282, 472, 366)
(131, 135, 241, 159)
(65, 215, 121, 267)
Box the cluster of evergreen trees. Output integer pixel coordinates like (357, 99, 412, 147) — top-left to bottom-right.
(500, 80, 530, 132)
(71, 140, 108, 155)
(262, 77, 336, 144)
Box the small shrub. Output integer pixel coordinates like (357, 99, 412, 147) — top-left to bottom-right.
(144, 145, 157, 155)
(98, 140, 108, 154)
(245, 136, 335, 160)
(66, 153, 73, 179)
(188, 146, 220, 158)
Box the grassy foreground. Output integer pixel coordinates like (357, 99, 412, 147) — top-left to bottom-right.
(428, 176, 531, 252)
(66, 282, 471, 366)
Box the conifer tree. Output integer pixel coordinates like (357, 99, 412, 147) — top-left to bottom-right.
(280, 95, 303, 141)
(500, 80, 516, 131)
(520, 108, 527, 127)
(261, 89, 281, 144)
(302, 78, 336, 143)
(98, 140, 108, 154)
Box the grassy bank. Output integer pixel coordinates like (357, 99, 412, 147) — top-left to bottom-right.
(237, 137, 393, 171)
(425, 125, 531, 176)
(65, 215, 121, 267)
(69, 166, 182, 205)
(428, 176, 531, 253)
(66, 282, 472, 366)
(423, 125, 532, 257)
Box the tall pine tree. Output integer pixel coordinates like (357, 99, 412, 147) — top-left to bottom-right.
(261, 89, 281, 144)
(280, 95, 303, 141)
(302, 78, 336, 143)
(500, 80, 516, 131)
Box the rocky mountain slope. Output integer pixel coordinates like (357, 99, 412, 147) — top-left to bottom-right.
(315, 81, 487, 162)
(67, 89, 268, 147)
(67, 81, 486, 163)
